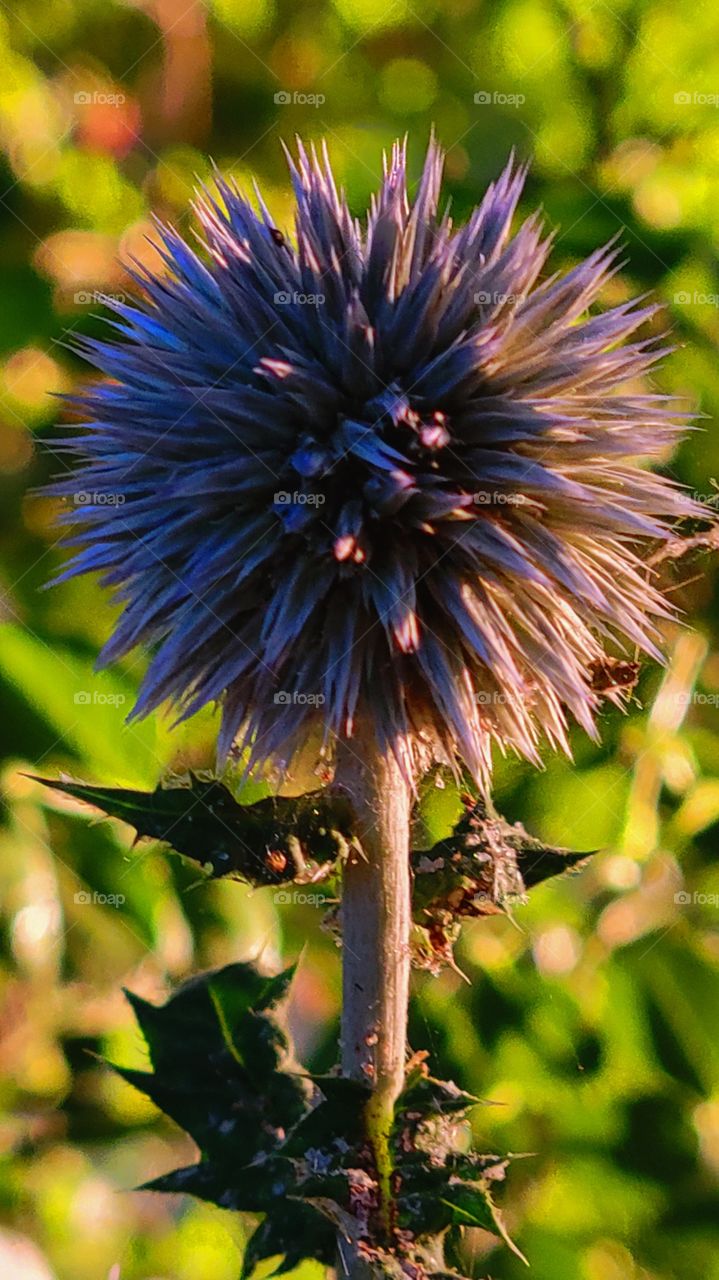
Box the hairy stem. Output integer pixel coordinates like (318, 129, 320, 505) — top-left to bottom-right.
(336, 724, 413, 1251)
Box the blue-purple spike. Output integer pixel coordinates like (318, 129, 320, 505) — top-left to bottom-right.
(44, 138, 708, 788)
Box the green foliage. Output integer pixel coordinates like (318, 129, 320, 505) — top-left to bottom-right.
(30, 775, 595, 982)
(30, 775, 357, 885)
(1, 1, 719, 1278)
(412, 795, 592, 971)
(119, 963, 520, 1278)
(118, 963, 332, 1275)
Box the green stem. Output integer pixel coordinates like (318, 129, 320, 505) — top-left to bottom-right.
(335, 722, 413, 1251)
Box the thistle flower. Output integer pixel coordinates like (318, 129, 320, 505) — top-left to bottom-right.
(49, 138, 701, 785)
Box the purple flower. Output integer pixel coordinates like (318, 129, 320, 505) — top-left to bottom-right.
(47, 138, 702, 785)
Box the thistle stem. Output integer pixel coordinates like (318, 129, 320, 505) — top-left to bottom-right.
(335, 724, 413, 1251)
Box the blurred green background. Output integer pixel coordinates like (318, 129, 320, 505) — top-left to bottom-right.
(1, 1, 719, 1278)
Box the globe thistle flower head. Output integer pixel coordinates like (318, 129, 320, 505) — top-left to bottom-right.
(49, 137, 703, 787)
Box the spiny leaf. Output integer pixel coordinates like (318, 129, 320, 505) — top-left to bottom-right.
(445, 1184, 529, 1266)
(142, 1163, 247, 1209)
(241, 1205, 336, 1278)
(123, 982, 227, 1072)
(412, 795, 594, 915)
(207, 963, 297, 1080)
(118, 964, 308, 1164)
(123, 962, 295, 1074)
(112, 1065, 240, 1153)
(30, 775, 356, 884)
(411, 794, 596, 970)
(396, 1070, 480, 1119)
(118, 961, 524, 1274)
(142, 1157, 296, 1215)
(282, 1076, 372, 1154)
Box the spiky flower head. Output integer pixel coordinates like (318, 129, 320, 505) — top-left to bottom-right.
(49, 138, 701, 785)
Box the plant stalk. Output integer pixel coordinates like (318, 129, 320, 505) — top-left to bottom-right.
(335, 723, 413, 1251)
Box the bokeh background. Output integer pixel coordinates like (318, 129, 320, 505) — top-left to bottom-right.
(1, 1, 719, 1278)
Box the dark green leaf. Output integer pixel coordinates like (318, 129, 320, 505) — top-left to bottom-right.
(283, 1076, 372, 1154)
(118, 964, 308, 1165)
(30, 776, 356, 884)
(241, 1204, 336, 1278)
